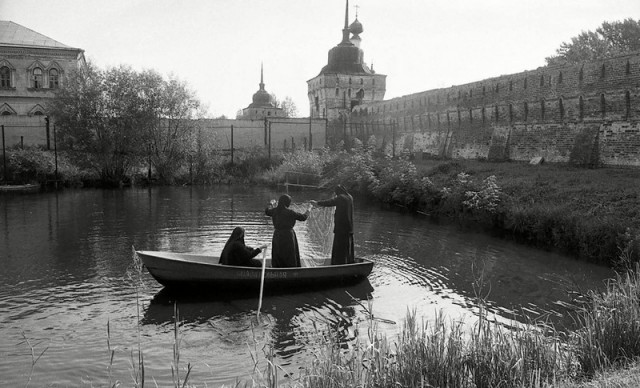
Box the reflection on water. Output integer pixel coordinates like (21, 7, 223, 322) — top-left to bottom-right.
(0, 186, 613, 386)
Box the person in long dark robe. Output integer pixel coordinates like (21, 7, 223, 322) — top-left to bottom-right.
(265, 194, 310, 268)
(219, 226, 265, 267)
(311, 185, 355, 265)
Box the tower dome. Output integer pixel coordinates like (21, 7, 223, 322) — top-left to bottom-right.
(248, 63, 274, 108)
(349, 18, 363, 35)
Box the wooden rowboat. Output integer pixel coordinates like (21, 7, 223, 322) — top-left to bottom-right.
(136, 250, 374, 292)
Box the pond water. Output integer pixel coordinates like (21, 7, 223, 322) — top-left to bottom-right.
(0, 186, 613, 387)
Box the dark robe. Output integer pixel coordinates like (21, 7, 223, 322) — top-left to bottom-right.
(265, 196, 308, 268)
(219, 227, 263, 267)
(316, 186, 355, 265)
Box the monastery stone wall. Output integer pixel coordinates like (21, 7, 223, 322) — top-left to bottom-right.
(349, 51, 640, 167)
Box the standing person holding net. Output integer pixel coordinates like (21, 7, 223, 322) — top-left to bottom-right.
(311, 185, 355, 265)
(265, 194, 311, 268)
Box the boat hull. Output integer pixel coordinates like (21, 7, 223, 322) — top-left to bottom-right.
(136, 250, 374, 292)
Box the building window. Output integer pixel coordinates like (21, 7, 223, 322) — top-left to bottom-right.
(600, 94, 606, 117)
(509, 80, 513, 91)
(469, 108, 473, 123)
(558, 71, 563, 84)
(559, 98, 564, 120)
(335, 88, 339, 97)
(509, 104, 513, 122)
(524, 102, 528, 121)
(625, 91, 631, 119)
(0, 66, 10, 88)
(49, 69, 59, 88)
(541, 100, 545, 120)
(360, 78, 363, 85)
(1, 111, 11, 116)
(524, 77, 528, 89)
(626, 60, 631, 75)
(33, 67, 43, 88)
(579, 96, 584, 120)
(540, 74, 544, 86)
(494, 105, 499, 122)
(600, 64, 606, 79)
(579, 67, 584, 82)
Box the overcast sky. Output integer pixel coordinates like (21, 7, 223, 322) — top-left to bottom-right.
(1, 0, 638, 118)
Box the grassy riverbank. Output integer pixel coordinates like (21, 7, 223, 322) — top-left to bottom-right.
(260, 144, 639, 268)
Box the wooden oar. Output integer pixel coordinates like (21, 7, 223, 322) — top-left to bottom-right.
(257, 245, 268, 319)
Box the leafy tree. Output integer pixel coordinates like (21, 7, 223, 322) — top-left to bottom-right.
(48, 62, 202, 185)
(546, 18, 640, 65)
(270, 93, 299, 117)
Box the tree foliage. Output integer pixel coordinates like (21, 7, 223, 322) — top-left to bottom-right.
(270, 93, 299, 117)
(546, 18, 640, 65)
(48, 62, 202, 185)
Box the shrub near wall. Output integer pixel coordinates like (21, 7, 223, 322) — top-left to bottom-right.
(315, 144, 640, 267)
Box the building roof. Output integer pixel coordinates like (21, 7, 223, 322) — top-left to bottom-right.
(0, 20, 79, 50)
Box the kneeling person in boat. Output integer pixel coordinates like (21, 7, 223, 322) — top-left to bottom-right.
(219, 227, 266, 267)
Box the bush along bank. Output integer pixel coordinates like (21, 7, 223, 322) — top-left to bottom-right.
(261, 139, 640, 268)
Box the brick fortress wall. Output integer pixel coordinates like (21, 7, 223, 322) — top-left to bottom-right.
(350, 51, 640, 167)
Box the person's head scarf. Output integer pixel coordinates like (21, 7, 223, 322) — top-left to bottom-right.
(335, 184, 348, 196)
(277, 194, 291, 209)
(220, 226, 245, 265)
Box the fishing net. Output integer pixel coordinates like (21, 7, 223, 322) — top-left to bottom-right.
(289, 202, 334, 267)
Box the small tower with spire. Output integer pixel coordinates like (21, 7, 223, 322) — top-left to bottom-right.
(306, 0, 386, 121)
(239, 63, 285, 119)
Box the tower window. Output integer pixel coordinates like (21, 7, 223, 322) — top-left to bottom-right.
(335, 88, 339, 97)
(579, 96, 584, 120)
(540, 75, 544, 87)
(625, 91, 631, 119)
(600, 64, 606, 79)
(33, 67, 43, 88)
(579, 67, 584, 82)
(360, 78, 363, 85)
(558, 71, 563, 84)
(540, 100, 545, 120)
(600, 94, 606, 117)
(524, 77, 528, 89)
(559, 98, 564, 120)
(524, 102, 528, 121)
(0, 66, 10, 88)
(49, 69, 59, 88)
(509, 80, 513, 91)
(626, 60, 631, 75)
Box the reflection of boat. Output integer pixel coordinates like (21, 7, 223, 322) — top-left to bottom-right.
(142, 278, 375, 326)
(136, 250, 374, 292)
(0, 183, 41, 194)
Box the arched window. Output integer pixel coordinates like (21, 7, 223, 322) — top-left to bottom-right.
(558, 71, 563, 84)
(33, 67, 43, 88)
(0, 66, 10, 88)
(1, 111, 11, 116)
(49, 69, 59, 88)
(600, 94, 606, 117)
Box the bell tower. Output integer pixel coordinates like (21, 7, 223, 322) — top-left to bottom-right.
(306, 0, 386, 121)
